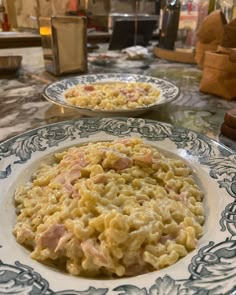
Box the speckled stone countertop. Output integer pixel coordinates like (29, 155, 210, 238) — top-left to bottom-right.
(0, 44, 236, 151)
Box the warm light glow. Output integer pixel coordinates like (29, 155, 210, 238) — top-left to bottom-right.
(40, 26, 51, 36)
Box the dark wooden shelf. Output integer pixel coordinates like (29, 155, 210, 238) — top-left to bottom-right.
(0, 30, 159, 49)
(0, 31, 112, 49)
(0, 32, 41, 48)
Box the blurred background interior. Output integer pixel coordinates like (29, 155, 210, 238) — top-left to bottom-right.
(0, 0, 235, 148)
(0, 0, 159, 33)
(0, 0, 235, 51)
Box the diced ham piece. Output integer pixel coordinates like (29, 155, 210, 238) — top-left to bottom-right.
(58, 151, 88, 169)
(54, 173, 66, 185)
(38, 224, 67, 251)
(75, 152, 88, 167)
(54, 165, 83, 197)
(112, 155, 133, 171)
(120, 88, 128, 95)
(55, 150, 88, 197)
(81, 239, 108, 266)
(84, 85, 95, 91)
(92, 173, 108, 184)
(64, 182, 74, 193)
(134, 151, 153, 165)
(55, 232, 73, 252)
(101, 148, 133, 170)
(66, 167, 82, 184)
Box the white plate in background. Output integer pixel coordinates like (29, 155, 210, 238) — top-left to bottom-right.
(43, 73, 180, 117)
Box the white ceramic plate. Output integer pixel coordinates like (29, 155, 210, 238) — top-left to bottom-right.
(0, 117, 235, 295)
(43, 73, 180, 117)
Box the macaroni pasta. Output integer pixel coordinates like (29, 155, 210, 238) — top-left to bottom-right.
(13, 138, 205, 277)
(64, 82, 161, 110)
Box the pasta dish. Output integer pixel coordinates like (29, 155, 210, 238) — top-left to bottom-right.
(13, 138, 205, 277)
(64, 82, 161, 110)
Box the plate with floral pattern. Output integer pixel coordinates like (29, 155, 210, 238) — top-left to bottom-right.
(0, 117, 235, 295)
(43, 73, 180, 117)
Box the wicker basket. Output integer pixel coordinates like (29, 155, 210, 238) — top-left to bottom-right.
(199, 50, 236, 100)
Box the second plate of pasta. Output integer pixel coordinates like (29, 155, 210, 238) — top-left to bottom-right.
(43, 73, 180, 117)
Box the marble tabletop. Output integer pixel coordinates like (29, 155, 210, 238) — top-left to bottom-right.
(0, 44, 236, 152)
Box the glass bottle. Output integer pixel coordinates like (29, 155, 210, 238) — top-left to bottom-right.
(158, 0, 181, 50)
(208, 0, 215, 13)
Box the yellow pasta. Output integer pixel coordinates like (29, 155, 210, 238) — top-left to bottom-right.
(64, 82, 161, 110)
(13, 138, 205, 278)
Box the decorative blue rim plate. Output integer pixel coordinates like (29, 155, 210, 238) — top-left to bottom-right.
(43, 73, 180, 117)
(0, 117, 236, 295)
